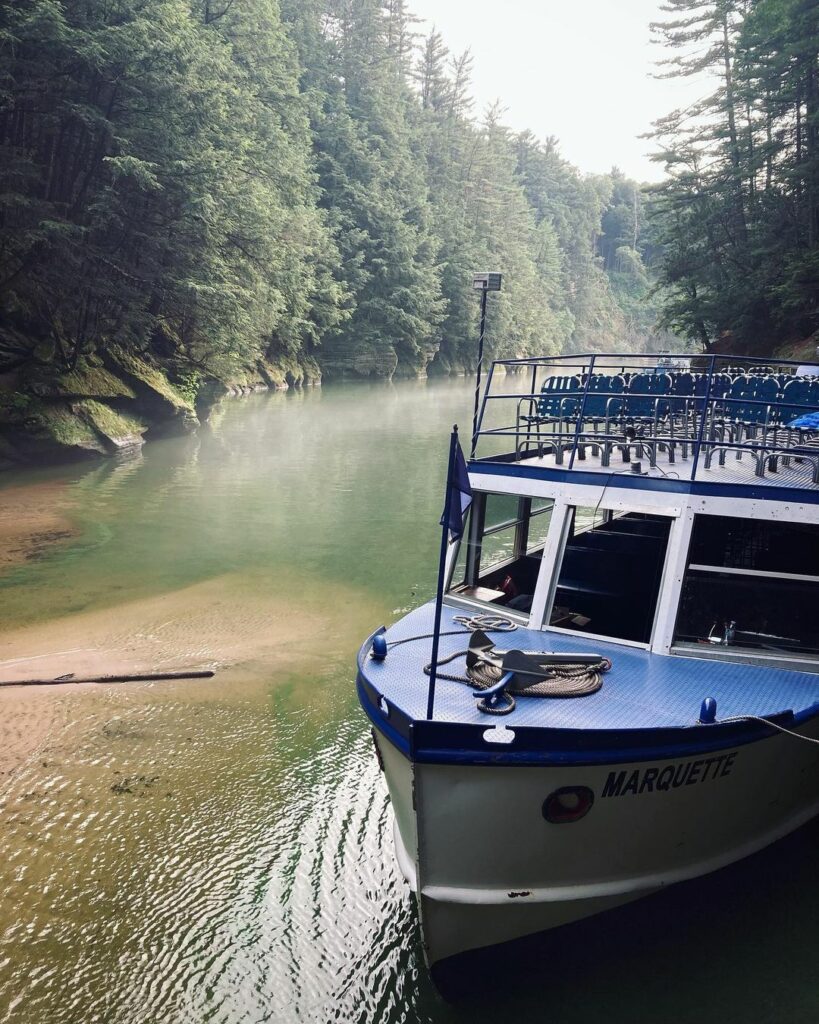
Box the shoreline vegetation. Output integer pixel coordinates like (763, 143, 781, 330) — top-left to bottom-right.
(4, 1, 818, 468)
(2, 2, 818, 466)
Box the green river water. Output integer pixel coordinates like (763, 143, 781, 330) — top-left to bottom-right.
(0, 379, 817, 1023)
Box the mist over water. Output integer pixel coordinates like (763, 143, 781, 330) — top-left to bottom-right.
(0, 380, 817, 1024)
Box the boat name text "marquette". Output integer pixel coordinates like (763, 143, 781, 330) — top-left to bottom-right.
(601, 752, 738, 798)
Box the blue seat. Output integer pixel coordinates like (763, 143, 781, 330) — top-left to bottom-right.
(625, 373, 653, 419)
(707, 373, 734, 420)
(728, 375, 778, 425)
(581, 374, 625, 419)
(779, 377, 816, 423)
(747, 376, 779, 424)
(530, 375, 583, 421)
(648, 372, 672, 417)
(625, 372, 670, 420)
(671, 372, 694, 409)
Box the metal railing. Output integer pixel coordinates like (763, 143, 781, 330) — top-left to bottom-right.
(471, 353, 819, 488)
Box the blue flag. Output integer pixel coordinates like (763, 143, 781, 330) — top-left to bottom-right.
(442, 436, 473, 540)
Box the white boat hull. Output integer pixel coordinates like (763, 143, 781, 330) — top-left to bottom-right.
(375, 722, 819, 967)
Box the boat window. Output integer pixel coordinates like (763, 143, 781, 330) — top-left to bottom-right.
(527, 497, 555, 550)
(449, 491, 554, 612)
(547, 509, 672, 644)
(674, 516, 819, 656)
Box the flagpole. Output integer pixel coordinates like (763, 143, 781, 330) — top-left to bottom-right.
(426, 425, 459, 721)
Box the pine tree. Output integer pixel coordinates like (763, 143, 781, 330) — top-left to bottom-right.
(283, 0, 443, 378)
(0, 0, 345, 380)
(650, 0, 819, 350)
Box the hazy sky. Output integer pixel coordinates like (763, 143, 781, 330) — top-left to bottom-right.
(408, 0, 705, 182)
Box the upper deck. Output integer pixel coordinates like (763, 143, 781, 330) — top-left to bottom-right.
(472, 353, 819, 500)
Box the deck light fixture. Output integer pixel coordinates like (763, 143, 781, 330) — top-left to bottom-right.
(471, 272, 502, 458)
(472, 272, 502, 292)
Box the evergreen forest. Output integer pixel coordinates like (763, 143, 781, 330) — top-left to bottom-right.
(651, 0, 819, 354)
(0, 2, 656, 391)
(0, 0, 817, 458)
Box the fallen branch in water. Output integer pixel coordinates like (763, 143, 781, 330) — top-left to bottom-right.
(0, 670, 215, 689)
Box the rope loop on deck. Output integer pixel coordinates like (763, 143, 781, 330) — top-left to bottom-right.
(451, 613, 519, 633)
(423, 649, 610, 715)
(384, 614, 519, 651)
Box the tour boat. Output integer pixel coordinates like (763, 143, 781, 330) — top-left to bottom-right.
(356, 352, 819, 976)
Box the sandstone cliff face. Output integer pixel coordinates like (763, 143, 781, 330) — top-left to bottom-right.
(317, 337, 400, 381)
(0, 351, 321, 470)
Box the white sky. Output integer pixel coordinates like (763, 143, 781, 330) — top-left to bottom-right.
(408, 0, 706, 182)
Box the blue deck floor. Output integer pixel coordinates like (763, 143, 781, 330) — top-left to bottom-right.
(364, 603, 819, 731)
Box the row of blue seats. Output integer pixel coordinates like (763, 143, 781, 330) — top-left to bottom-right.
(530, 373, 819, 424)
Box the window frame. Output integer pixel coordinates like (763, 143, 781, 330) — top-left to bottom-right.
(539, 502, 676, 649)
(454, 490, 554, 594)
(670, 513, 819, 662)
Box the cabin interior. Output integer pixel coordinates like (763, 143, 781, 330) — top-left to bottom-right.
(449, 490, 819, 659)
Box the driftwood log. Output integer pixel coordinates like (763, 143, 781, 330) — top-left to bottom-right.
(0, 670, 215, 689)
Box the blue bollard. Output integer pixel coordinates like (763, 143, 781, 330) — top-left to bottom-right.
(699, 697, 717, 724)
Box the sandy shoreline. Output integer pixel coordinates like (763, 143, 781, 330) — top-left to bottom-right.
(0, 570, 382, 783)
(0, 478, 79, 779)
(0, 477, 76, 573)
(0, 476, 382, 783)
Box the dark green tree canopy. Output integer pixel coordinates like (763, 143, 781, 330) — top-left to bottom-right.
(649, 0, 819, 352)
(0, 0, 668, 398)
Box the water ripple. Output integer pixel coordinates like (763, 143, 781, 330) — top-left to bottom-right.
(1, 385, 818, 1024)
(0, 678, 431, 1024)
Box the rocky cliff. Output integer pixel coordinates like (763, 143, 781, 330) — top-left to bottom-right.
(0, 351, 321, 470)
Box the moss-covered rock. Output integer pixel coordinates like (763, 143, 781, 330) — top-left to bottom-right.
(319, 341, 397, 380)
(1, 400, 106, 462)
(257, 354, 321, 389)
(104, 347, 198, 434)
(0, 337, 329, 470)
(75, 400, 147, 452)
(255, 361, 288, 390)
(25, 360, 137, 401)
(44, 406, 104, 450)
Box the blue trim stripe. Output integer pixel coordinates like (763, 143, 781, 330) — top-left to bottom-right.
(470, 458, 819, 505)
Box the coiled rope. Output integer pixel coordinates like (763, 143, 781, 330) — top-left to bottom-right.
(422, 646, 611, 715)
(382, 613, 609, 715)
(452, 613, 519, 633)
(384, 613, 519, 650)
